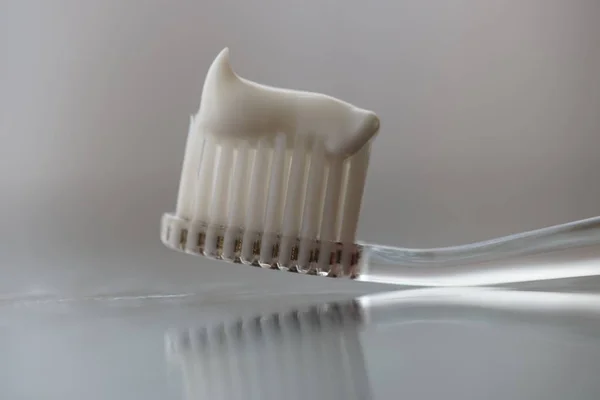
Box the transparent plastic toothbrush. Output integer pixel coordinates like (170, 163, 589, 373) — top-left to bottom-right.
(161, 48, 600, 287)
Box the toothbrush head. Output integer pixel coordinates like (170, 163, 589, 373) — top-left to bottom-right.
(161, 47, 380, 278)
(160, 213, 365, 277)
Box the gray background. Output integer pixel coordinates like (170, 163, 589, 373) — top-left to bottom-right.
(3, 0, 600, 293)
(2, 0, 600, 297)
(2, 2, 600, 399)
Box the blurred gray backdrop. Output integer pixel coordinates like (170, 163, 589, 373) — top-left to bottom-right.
(1, 0, 600, 298)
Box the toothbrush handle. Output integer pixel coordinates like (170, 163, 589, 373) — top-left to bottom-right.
(358, 216, 600, 287)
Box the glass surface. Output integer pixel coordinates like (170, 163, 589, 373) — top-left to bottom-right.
(3, 287, 600, 400)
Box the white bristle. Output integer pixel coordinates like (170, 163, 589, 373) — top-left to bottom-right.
(335, 160, 351, 241)
(241, 140, 272, 263)
(339, 144, 371, 274)
(222, 144, 249, 260)
(185, 138, 216, 251)
(259, 134, 288, 265)
(318, 157, 344, 273)
(208, 146, 235, 226)
(192, 138, 217, 222)
(175, 116, 201, 220)
(297, 142, 327, 269)
(204, 145, 234, 256)
(227, 145, 251, 228)
(279, 137, 309, 266)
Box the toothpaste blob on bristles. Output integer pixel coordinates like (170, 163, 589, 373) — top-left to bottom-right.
(162, 47, 380, 277)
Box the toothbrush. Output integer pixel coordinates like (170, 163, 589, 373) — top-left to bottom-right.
(161, 48, 600, 286)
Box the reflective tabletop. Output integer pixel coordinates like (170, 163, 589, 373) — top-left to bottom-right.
(3, 282, 600, 400)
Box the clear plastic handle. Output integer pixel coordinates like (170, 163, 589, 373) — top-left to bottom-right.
(358, 216, 600, 286)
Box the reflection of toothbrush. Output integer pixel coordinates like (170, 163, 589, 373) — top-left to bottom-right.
(161, 48, 600, 285)
(166, 302, 371, 400)
(165, 288, 600, 399)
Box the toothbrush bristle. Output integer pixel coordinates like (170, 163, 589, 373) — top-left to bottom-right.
(162, 134, 369, 277)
